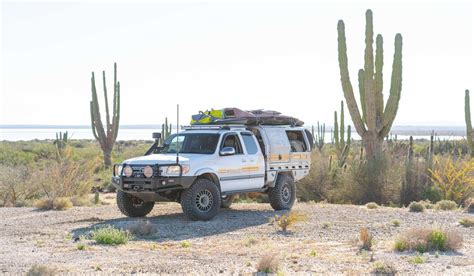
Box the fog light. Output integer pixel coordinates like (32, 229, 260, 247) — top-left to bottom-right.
(123, 166, 133, 177)
(143, 166, 153, 178)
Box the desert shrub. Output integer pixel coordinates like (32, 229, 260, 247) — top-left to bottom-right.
(435, 200, 458, 211)
(372, 261, 397, 275)
(242, 236, 258, 247)
(256, 253, 280, 273)
(71, 195, 93, 207)
(34, 197, 73, 210)
(465, 198, 474, 213)
(459, 217, 474, 227)
(270, 211, 307, 232)
(181, 240, 191, 248)
(297, 150, 336, 201)
(408, 255, 425, 265)
(366, 202, 379, 209)
(27, 264, 56, 276)
(359, 227, 373, 250)
(418, 200, 435, 209)
(126, 220, 157, 237)
(391, 219, 401, 227)
(394, 227, 462, 252)
(429, 157, 474, 204)
(0, 165, 37, 207)
(77, 243, 87, 250)
(92, 225, 131, 245)
(401, 155, 431, 205)
(408, 201, 424, 212)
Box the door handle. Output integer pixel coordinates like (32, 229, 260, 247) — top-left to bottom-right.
(242, 159, 247, 163)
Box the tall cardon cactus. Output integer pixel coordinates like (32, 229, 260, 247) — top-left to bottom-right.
(337, 9, 403, 160)
(465, 89, 474, 157)
(90, 63, 120, 166)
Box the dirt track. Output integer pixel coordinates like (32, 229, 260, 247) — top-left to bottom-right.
(0, 198, 473, 274)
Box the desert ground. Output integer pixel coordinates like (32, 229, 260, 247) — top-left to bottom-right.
(0, 196, 473, 275)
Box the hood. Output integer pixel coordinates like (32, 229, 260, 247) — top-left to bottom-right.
(123, 153, 202, 165)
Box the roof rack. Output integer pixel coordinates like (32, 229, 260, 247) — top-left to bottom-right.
(183, 124, 247, 131)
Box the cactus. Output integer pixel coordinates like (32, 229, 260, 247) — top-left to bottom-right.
(161, 117, 172, 145)
(53, 131, 68, 158)
(333, 101, 351, 166)
(337, 9, 403, 160)
(465, 89, 474, 157)
(90, 63, 120, 167)
(313, 121, 325, 152)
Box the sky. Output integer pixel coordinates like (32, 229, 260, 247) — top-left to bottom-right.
(1, 0, 473, 127)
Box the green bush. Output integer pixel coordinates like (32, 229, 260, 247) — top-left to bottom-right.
(408, 201, 425, 212)
(366, 202, 379, 209)
(92, 225, 131, 245)
(394, 227, 462, 252)
(435, 200, 458, 211)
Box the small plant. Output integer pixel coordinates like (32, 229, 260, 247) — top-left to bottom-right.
(256, 253, 280, 274)
(322, 222, 331, 229)
(394, 227, 462, 252)
(408, 201, 425, 212)
(418, 200, 435, 209)
(27, 265, 56, 276)
(271, 211, 307, 232)
(126, 220, 157, 237)
(409, 255, 425, 265)
(366, 202, 379, 209)
(429, 157, 474, 203)
(309, 249, 317, 257)
(77, 243, 86, 250)
(435, 200, 458, 211)
(372, 261, 397, 275)
(359, 227, 373, 250)
(242, 236, 258, 247)
(181, 240, 191, 248)
(459, 217, 474, 227)
(391, 219, 401, 227)
(34, 197, 73, 210)
(92, 225, 131, 245)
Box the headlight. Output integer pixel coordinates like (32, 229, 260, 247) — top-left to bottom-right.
(165, 164, 190, 176)
(143, 166, 154, 178)
(123, 165, 133, 177)
(114, 165, 123, 176)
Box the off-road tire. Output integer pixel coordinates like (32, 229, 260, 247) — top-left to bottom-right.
(116, 190, 155, 217)
(220, 195, 235, 208)
(181, 178, 221, 221)
(268, 174, 296, 210)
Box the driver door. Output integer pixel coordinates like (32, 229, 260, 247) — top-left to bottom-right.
(217, 133, 249, 192)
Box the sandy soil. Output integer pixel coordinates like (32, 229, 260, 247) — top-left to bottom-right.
(0, 196, 473, 274)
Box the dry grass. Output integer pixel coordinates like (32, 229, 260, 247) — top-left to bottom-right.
(372, 261, 397, 275)
(34, 197, 73, 210)
(435, 200, 458, 211)
(126, 220, 157, 237)
(366, 202, 379, 209)
(26, 264, 56, 276)
(359, 227, 373, 250)
(459, 217, 474, 227)
(394, 227, 463, 252)
(256, 253, 280, 273)
(270, 211, 308, 232)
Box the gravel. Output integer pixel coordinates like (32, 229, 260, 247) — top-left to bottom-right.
(0, 197, 473, 274)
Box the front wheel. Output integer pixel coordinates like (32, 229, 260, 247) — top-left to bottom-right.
(181, 178, 221, 221)
(268, 174, 296, 210)
(116, 190, 155, 217)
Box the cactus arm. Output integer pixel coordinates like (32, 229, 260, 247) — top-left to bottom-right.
(346, 125, 351, 148)
(334, 111, 340, 150)
(340, 100, 345, 147)
(381, 33, 403, 137)
(112, 81, 120, 142)
(465, 89, 473, 156)
(375, 34, 384, 131)
(90, 72, 107, 148)
(337, 20, 367, 136)
(358, 69, 366, 124)
(102, 70, 111, 135)
(363, 9, 377, 132)
(90, 101, 99, 140)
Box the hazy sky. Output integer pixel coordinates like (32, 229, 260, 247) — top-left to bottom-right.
(1, 0, 473, 126)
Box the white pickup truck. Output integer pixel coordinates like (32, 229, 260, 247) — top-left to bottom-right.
(112, 124, 313, 220)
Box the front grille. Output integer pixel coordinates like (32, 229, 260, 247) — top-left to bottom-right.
(129, 165, 159, 178)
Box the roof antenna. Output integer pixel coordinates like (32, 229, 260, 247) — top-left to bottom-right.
(176, 104, 180, 164)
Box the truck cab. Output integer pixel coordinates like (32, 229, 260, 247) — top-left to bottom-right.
(112, 124, 312, 220)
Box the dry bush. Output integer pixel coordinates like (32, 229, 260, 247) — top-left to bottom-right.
(0, 165, 36, 206)
(359, 227, 373, 250)
(256, 253, 280, 273)
(435, 200, 458, 211)
(366, 202, 379, 209)
(271, 211, 308, 232)
(71, 195, 93, 207)
(34, 197, 73, 210)
(394, 227, 463, 252)
(372, 261, 397, 275)
(465, 198, 474, 213)
(27, 264, 56, 276)
(126, 220, 157, 237)
(429, 157, 474, 204)
(408, 201, 425, 212)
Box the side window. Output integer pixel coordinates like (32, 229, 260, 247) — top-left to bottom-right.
(286, 130, 307, 152)
(221, 134, 243, 154)
(241, 133, 258, 155)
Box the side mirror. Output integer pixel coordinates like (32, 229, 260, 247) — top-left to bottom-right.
(220, 147, 236, 156)
(152, 132, 162, 140)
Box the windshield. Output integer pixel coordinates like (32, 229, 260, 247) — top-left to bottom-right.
(160, 133, 220, 154)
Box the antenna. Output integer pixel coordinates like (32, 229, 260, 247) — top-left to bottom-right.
(176, 104, 179, 164)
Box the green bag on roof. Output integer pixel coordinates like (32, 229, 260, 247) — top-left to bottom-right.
(190, 109, 224, 125)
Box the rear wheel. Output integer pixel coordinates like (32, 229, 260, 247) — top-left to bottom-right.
(268, 174, 296, 210)
(181, 178, 221, 221)
(220, 195, 235, 208)
(116, 190, 155, 217)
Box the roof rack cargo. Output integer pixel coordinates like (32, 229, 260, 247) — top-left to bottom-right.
(183, 124, 247, 131)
